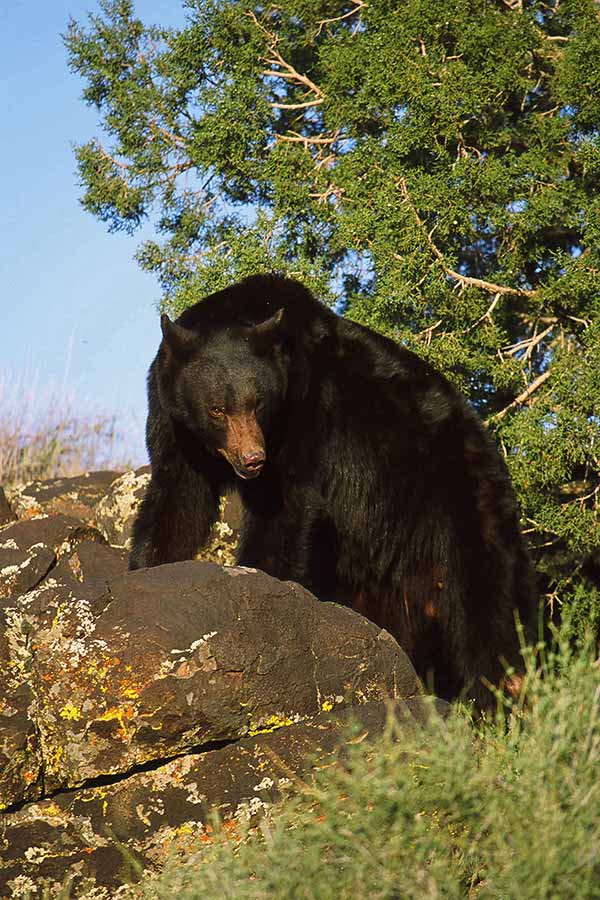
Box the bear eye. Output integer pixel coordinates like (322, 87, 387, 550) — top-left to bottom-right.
(210, 406, 225, 419)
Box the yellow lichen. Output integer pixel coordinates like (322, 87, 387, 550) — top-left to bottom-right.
(321, 699, 334, 712)
(45, 744, 64, 775)
(121, 686, 140, 700)
(248, 713, 295, 736)
(50, 604, 66, 630)
(59, 703, 82, 721)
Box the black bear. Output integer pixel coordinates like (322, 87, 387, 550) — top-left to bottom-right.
(130, 274, 536, 709)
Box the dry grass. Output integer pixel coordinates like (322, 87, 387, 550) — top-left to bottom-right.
(0, 371, 131, 486)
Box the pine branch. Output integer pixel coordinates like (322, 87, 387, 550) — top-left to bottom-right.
(396, 178, 537, 299)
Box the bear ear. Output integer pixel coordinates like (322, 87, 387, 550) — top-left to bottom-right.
(249, 308, 285, 353)
(160, 314, 196, 358)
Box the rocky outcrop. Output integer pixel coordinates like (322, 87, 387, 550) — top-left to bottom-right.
(3, 468, 240, 565)
(5, 472, 122, 524)
(0, 471, 445, 899)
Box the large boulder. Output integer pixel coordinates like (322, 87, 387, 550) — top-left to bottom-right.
(1, 560, 419, 808)
(0, 552, 433, 898)
(0, 514, 128, 811)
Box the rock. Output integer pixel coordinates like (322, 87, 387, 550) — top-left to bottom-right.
(25, 561, 419, 798)
(0, 515, 126, 598)
(0, 473, 442, 899)
(0, 515, 128, 811)
(0, 514, 111, 601)
(49, 539, 128, 596)
(5, 472, 122, 524)
(93, 467, 150, 549)
(0, 698, 446, 898)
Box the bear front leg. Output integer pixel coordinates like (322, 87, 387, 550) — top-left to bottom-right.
(129, 457, 222, 570)
(237, 497, 338, 600)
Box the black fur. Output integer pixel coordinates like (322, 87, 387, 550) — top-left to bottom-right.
(130, 275, 536, 709)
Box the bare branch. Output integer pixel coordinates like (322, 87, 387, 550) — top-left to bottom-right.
(275, 130, 340, 147)
(263, 52, 323, 99)
(271, 98, 324, 110)
(248, 11, 324, 102)
(486, 370, 552, 424)
(309, 184, 345, 204)
(99, 148, 130, 170)
(316, 0, 367, 35)
(503, 324, 555, 360)
(165, 159, 194, 186)
(262, 69, 311, 82)
(574, 482, 600, 507)
(417, 319, 443, 347)
(149, 121, 186, 147)
(463, 292, 501, 333)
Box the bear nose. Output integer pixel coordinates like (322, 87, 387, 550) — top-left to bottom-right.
(241, 450, 265, 472)
(242, 451, 265, 470)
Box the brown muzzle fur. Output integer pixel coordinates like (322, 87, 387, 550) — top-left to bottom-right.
(218, 412, 266, 479)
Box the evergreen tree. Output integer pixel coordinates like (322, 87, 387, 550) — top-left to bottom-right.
(66, 0, 600, 627)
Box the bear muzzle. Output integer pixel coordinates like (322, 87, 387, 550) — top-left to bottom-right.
(217, 414, 266, 479)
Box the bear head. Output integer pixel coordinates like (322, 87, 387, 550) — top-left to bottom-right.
(156, 309, 288, 480)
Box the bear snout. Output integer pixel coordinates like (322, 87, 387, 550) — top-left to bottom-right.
(219, 414, 266, 479)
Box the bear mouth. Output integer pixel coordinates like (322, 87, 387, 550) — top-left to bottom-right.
(217, 448, 265, 479)
(234, 461, 264, 480)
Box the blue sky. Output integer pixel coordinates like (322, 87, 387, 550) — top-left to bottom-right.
(1, 0, 188, 464)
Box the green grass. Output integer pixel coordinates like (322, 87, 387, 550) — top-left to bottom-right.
(141, 634, 600, 900)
